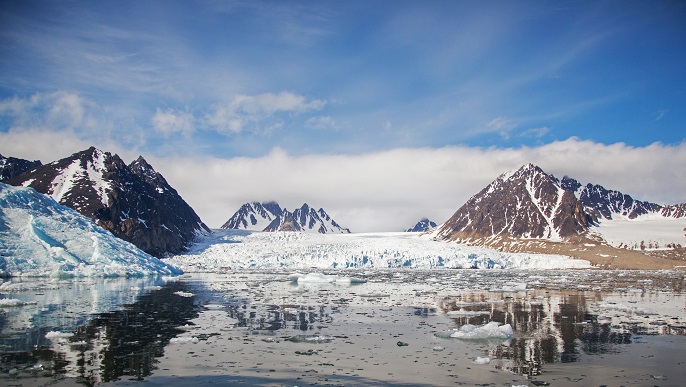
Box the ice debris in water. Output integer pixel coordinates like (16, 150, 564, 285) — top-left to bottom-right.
(474, 356, 492, 364)
(286, 335, 334, 343)
(448, 322, 514, 340)
(446, 310, 490, 316)
(169, 337, 199, 344)
(45, 331, 74, 341)
(173, 291, 194, 298)
(288, 272, 366, 284)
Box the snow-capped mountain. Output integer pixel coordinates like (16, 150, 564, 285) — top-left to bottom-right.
(0, 154, 42, 182)
(406, 218, 437, 232)
(5, 147, 209, 257)
(222, 202, 351, 233)
(435, 164, 592, 242)
(434, 163, 685, 258)
(220, 201, 283, 231)
(0, 183, 182, 277)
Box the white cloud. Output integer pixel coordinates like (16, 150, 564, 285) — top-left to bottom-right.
(145, 138, 686, 232)
(151, 108, 195, 136)
(206, 91, 327, 134)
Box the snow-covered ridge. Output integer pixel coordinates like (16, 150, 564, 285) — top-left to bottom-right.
(167, 229, 591, 272)
(0, 183, 182, 277)
(222, 201, 351, 234)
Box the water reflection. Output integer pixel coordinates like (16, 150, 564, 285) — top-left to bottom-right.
(0, 279, 204, 385)
(439, 284, 686, 377)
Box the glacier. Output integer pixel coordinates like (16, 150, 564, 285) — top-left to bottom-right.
(168, 229, 591, 271)
(0, 183, 182, 277)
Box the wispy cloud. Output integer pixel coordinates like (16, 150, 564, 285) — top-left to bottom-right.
(654, 109, 669, 121)
(206, 92, 327, 134)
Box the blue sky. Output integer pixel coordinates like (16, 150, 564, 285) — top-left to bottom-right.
(1, 1, 685, 230)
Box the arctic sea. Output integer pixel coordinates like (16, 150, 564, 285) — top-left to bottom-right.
(1, 269, 685, 386)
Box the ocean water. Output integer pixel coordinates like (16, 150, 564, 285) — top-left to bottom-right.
(1, 269, 684, 386)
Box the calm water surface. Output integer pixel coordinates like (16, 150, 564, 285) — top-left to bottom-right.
(0, 270, 684, 386)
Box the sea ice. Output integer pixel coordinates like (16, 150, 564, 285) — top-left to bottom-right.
(450, 322, 514, 340)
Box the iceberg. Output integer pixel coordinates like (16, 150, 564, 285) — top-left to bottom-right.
(449, 322, 514, 340)
(0, 183, 182, 277)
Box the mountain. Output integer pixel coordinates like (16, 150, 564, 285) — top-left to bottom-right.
(435, 164, 592, 241)
(222, 202, 351, 233)
(220, 201, 283, 231)
(0, 154, 42, 182)
(5, 147, 209, 257)
(0, 183, 182, 277)
(434, 163, 685, 268)
(406, 218, 437, 232)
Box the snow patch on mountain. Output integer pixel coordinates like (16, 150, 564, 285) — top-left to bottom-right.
(222, 202, 350, 234)
(167, 229, 591, 271)
(592, 213, 686, 250)
(0, 183, 182, 277)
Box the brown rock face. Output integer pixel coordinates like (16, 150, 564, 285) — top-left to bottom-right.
(436, 164, 593, 241)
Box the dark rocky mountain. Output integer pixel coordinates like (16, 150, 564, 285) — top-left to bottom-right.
(435, 163, 685, 263)
(0, 154, 42, 182)
(221, 201, 283, 230)
(6, 147, 209, 257)
(406, 218, 437, 232)
(569, 181, 661, 220)
(435, 164, 593, 242)
(223, 202, 351, 233)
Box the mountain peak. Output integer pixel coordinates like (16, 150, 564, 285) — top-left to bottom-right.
(406, 218, 437, 232)
(222, 201, 350, 233)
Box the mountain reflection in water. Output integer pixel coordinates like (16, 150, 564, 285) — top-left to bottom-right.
(0, 270, 684, 385)
(0, 280, 203, 385)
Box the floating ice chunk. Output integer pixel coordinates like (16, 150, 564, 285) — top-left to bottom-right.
(447, 310, 490, 316)
(45, 331, 73, 340)
(286, 334, 334, 343)
(169, 336, 199, 344)
(0, 298, 36, 307)
(432, 346, 445, 352)
(474, 356, 491, 364)
(289, 272, 366, 284)
(450, 322, 513, 340)
(174, 291, 194, 297)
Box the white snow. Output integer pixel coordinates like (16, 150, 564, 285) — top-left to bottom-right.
(592, 212, 686, 250)
(168, 229, 591, 271)
(0, 183, 182, 277)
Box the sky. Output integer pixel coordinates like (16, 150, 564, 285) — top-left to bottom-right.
(1, 0, 685, 231)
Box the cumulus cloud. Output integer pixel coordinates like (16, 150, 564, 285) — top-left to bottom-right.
(0, 91, 93, 131)
(144, 138, 686, 232)
(151, 108, 195, 136)
(206, 91, 327, 133)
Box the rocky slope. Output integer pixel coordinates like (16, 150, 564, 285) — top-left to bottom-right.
(434, 163, 686, 268)
(0, 154, 42, 182)
(6, 147, 209, 257)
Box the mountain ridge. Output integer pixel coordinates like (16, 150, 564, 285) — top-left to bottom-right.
(222, 201, 351, 233)
(5, 147, 210, 257)
(434, 163, 686, 267)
